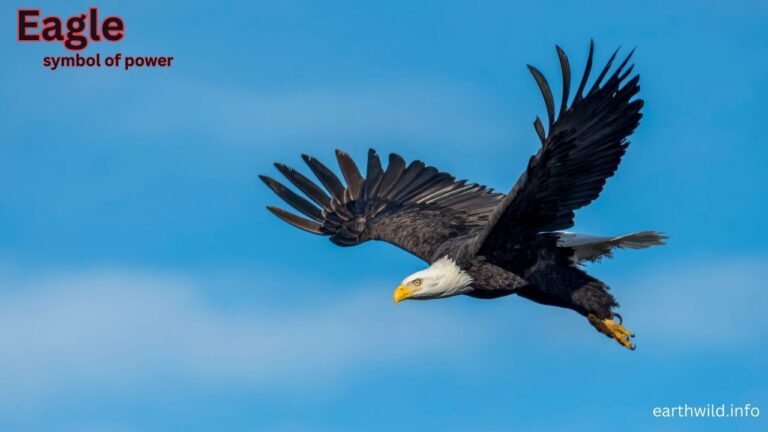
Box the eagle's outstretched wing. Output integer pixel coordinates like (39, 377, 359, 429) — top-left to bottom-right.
(477, 42, 643, 255)
(261, 149, 502, 262)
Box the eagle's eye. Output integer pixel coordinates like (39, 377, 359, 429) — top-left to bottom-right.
(413, 278, 422, 287)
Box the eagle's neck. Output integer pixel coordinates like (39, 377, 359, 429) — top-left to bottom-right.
(429, 256, 473, 296)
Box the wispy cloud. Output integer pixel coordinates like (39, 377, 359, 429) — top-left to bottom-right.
(0, 268, 491, 406)
(611, 256, 768, 349)
(1, 256, 764, 412)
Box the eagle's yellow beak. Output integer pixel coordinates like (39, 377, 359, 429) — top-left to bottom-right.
(393, 284, 416, 303)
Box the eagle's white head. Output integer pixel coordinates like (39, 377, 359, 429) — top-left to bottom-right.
(393, 256, 474, 303)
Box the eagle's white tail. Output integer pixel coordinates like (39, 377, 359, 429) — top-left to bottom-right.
(610, 231, 667, 249)
(557, 230, 667, 264)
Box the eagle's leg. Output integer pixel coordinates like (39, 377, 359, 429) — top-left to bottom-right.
(587, 314, 635, 350)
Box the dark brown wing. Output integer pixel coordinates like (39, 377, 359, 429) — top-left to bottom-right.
(477, 42, 644, 256)
(261, 149, 502, 262)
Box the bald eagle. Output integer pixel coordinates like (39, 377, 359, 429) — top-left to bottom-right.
(260, 42, 666, 350)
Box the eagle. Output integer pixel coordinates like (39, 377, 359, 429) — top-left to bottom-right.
(260, 42, 666, 350)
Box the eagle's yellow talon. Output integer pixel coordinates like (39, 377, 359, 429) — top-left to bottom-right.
(588, 314, 636, 350)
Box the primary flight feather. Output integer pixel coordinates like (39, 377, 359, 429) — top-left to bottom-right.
(260, 42, 666, 350)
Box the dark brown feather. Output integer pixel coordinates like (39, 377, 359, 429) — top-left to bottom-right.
(274, 163, 332, 211)
(259, 175, 323, 221)
(266, 206, 324, 234)
(335, 150, 364, 200)
(302, 154, 345, 202)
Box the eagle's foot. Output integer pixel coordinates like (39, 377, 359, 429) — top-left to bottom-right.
(587, 314, 635, 350)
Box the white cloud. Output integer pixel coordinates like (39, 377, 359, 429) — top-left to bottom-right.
(612, 256, 768, 349)
(0, 256, 764, 411)
(0, 268, 489, 406)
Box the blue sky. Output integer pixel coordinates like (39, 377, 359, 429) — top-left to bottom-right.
(1, 0, 767, 431)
